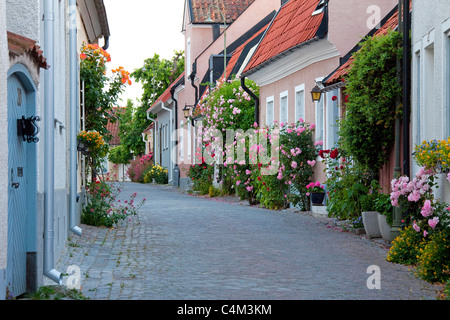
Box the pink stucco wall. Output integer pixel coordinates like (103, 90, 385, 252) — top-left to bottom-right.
(177, 0, 282, 178)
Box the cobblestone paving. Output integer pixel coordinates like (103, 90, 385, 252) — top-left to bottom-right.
(50, 183, 441, 300)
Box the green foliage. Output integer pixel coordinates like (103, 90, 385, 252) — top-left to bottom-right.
(416, 231, 450, 283)
(81, 180, 145, 228)
(108, 145, 132, 165)
(199, 76, 258, 133)
(387, 226, 428, 265)
(80, 43, 130, 141)
(339, 30, 403, 175)
(132, 51, 185, 108)
(208, 185, 222, 198)
(278, 121, 319, 211)
(254, 173, 288, 210)
(321, 149, 374, 220)
(143, 164, 169, 184)
(187, 162, 215, 195)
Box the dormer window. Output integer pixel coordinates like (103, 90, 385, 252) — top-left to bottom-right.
(312, 0, 327, 16)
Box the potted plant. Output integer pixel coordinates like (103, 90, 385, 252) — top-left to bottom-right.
(361, 191, 382, 239)
(373, 193, 393, 242)
(306, 181, 325, 206)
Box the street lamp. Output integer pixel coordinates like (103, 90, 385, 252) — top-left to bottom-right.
(183, 105, 193, 119)
(204, 5, 227, 81)
(311, 84, 322, 102)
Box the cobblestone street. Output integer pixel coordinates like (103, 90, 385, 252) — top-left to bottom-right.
(50, 183, 440, 300)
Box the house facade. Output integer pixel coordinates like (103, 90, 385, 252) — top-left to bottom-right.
(241, 0, 397, 187)
(411, 0, 450, 203)
(0, 0, 110, 298)
(146, 0, 282, 188)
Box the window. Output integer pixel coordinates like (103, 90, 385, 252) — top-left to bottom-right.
(280, 91, 288, 124)
(295, 84, 305, 122)
(180, 120, 184, 161)
(188, 121, 192, 159)
(414, 50, 421, 145)
(186, 38, 191, 76)
(266, 96, 274, 126)
(445, 26, 450, 137)
(326, 90, 339, 149)
(423, 39, 435, 140)
(315, 96, 324, 141)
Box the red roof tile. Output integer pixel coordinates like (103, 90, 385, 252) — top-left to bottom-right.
(243, 0, 325, 74)
(106, 107, 126, 146)
(190, 0, 255, 24)
(7, 31, 49, 69)
(147, 72, 185, 113)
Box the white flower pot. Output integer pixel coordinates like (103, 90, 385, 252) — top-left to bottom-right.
(362, 211, 381, 239)
(377, 213, 392, 243)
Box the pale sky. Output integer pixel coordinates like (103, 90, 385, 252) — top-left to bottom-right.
(103, 0, 186, 106)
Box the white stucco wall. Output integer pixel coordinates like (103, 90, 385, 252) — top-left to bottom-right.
(411, 0, 450, 203)
(0, 0, 9, 289)
(6, 0, 40, 41)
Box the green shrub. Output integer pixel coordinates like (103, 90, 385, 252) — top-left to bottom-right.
(416, 231, 450, 283)
(143, 164, 168, 184)
(387, 226, 427, 265)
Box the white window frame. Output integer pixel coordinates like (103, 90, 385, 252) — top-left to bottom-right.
(188, 121, 192, 159)
(423, 30, 435, 141)
(180, 120, 184, 162)
(266, 96, 274, 126)
(443, 19, 450, 138)
(295, 84, 305, 123)
(186, 37, 191, 77)
(325, 89, 339, 150)
(315, 77, 325, 142)
(279, 90, 289, 125)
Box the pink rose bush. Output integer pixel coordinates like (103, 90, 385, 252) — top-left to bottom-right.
(390, 166, 449, 238)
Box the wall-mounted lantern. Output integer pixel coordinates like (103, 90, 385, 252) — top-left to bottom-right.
(17, 116, 41, 143)
(311, 84, 322, 102)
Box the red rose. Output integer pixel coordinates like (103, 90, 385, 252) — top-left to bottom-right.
(257, 176, 261, 181)
(332, 96, 337, 101)
(330, 148, 339, 159)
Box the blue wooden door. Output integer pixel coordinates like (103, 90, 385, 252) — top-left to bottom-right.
(7, 74, 28, 296)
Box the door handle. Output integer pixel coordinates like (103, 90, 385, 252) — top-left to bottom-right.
(11, 169, 19, 189)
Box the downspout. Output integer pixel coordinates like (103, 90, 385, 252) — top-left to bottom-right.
(102, 36, 109, 50)
(147, 111, 157, 164)
(43, 0, 62, 285)
(160, 101, 173, 184)
(402, 0, 411, 177)
(391, 1, 403, 241)
(240, 76, 259, 125)
(69, 0, 82, 237)
(171, 87, 180, 186)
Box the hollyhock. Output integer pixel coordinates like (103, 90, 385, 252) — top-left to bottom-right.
(413, 222, 420, 232)
(428, 217, 439, 229)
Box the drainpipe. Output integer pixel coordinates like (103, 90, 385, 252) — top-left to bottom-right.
(391, 1, 404, 241)
(147, 111, 157, 164)
(43, 0, 62, 285)
(240, 76, 260, 125)
(402, 0, 411, 177)
(160, 102, 173, 184)
(171, 87, 180, 186)
(69, 0, 82, 237)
